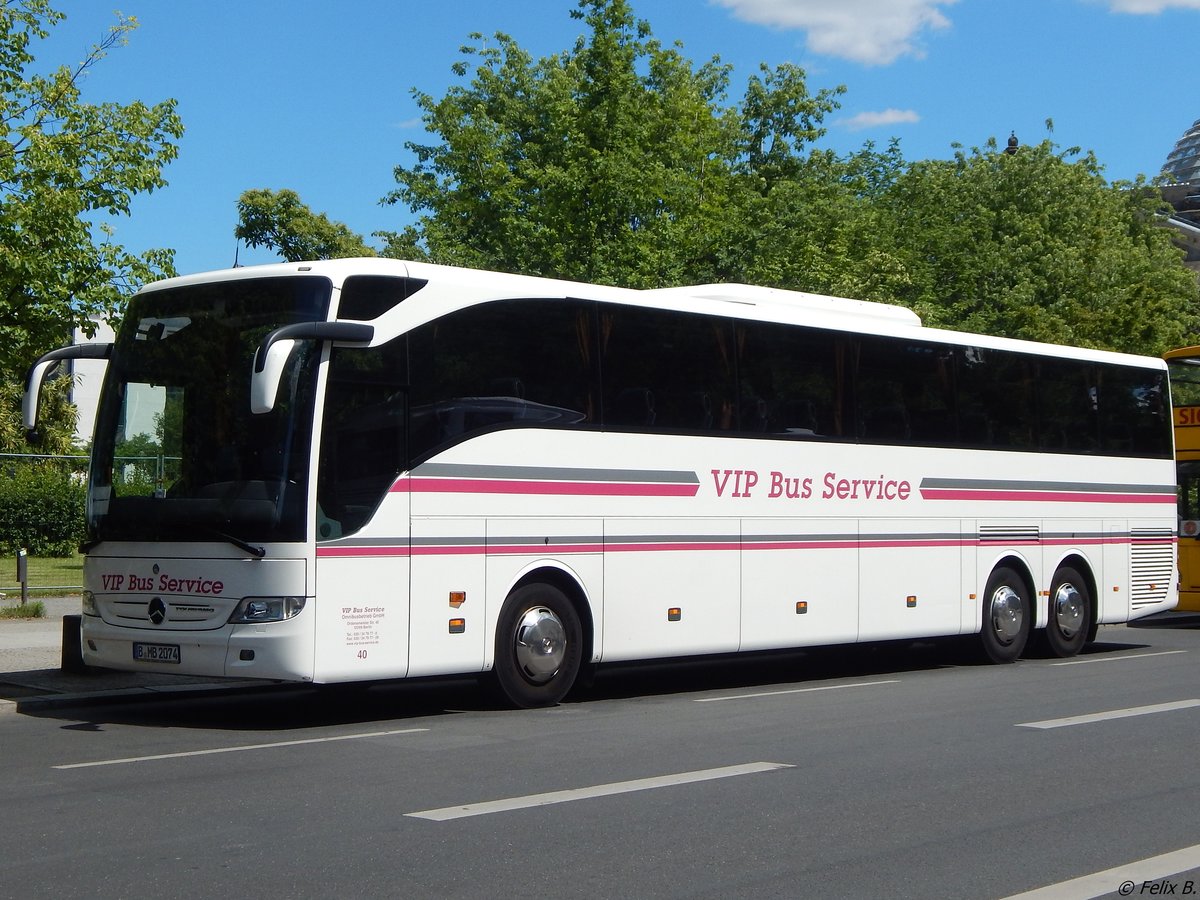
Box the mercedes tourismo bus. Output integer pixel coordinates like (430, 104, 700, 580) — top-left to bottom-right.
(1165, 346, 1200, 612)
(25, 259, 1178, 706)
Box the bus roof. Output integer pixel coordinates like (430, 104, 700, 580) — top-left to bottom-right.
(1164, 346, 1200, 364)
(138, 257, 1166, 372)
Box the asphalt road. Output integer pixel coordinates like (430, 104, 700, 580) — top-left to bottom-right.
(3, 619, 1200, 900)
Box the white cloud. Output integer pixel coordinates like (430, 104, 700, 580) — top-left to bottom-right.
(839, 108, 921, 131)
(712, 0, 959, 66)
(1099, 0, 1200, 12)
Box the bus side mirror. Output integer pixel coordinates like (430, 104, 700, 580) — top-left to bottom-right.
(23, 344, 113, 439)
(250, 321, 374, 414)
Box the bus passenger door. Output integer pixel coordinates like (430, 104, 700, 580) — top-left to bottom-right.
(312, 493, 412, 683)
(314, 340, 415, 682)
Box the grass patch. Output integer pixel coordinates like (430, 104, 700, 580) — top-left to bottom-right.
(0, 600, 47, 619)
(0, 552, 83, 595)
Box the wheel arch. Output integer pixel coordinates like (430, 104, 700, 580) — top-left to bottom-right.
(509, 563, 595, 665)
(983, 553, 1036, 611)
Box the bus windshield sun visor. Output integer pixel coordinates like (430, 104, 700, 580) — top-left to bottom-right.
(251, 321, 374, 414)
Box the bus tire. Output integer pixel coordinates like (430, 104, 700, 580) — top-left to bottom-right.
(493, 582, 582, 708)
(1045, 566, 1090, 658)
(980, 566, 1030, 664)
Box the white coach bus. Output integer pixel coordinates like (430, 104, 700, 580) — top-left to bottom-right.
(25, 259, 1177, 706)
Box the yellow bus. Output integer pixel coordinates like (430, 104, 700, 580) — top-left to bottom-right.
(1166, 346, 1200, 611)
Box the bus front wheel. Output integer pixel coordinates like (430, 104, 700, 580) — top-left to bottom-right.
(1045, 566, 1090, 658)
(493, 583, 582, 708)
(980, 566, 1030, 663)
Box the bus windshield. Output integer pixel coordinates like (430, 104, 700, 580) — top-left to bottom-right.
(88, 276, 331, 545)
(1167, 354, 1200, 407)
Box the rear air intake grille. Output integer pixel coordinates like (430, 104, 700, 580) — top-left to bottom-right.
(1131, 529, 1175, 610)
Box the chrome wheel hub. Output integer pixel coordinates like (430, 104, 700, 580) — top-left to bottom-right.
(513, 606, 566, 684)
(989, 585, 1024, 645)
(1053, 583, 1083, 638)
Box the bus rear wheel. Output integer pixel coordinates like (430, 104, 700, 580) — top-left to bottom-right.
(980, 566, 1030, 663)
(493, 583, 582, 708)
(1045, 566, 1090, 658)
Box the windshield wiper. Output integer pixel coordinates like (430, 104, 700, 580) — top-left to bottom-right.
(212, 529, 266, 559)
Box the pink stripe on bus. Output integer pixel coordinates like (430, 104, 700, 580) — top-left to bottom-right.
(393, 477, 699, 497)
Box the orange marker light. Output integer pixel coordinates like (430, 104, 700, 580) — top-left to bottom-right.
(796, 601, 808, 615)
(449, 618, 466, 634)
(906, 595, 917, 608)
(449, 591, 466, 608)
(667, 608, 682, 622)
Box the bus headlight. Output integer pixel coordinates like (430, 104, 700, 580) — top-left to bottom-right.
(82, 590, 98, 617)
(229, 596, 306, 624)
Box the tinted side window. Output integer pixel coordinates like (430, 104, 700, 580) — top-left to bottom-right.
(408, 298, 595, 460)
(1099, 365, 1170, 457)
(338, 276, 426, 321)
(600, 305, 735, 432)
(956, 347, 1037, 450)
(737, 321, 847, 437)
(1035, 358, 1100, 453)
(856, 337, 956, 444)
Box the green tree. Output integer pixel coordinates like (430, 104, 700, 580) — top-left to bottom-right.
(235, 188, 375, 261)
(0, 375, 75, 455)
(384, 0, 845, 288)
(733, 139, 912, 301)
(0, 2, 183, 376)
(877, 134, 1199, 354)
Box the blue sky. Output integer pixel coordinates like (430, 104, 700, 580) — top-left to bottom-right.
(39, 0, 1200, 277)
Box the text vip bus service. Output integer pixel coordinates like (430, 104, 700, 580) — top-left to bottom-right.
(25, 259, 1178, 706)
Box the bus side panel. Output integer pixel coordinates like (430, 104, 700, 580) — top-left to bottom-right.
(312, 555, 411, 682)
(739, 518, 858, 651)
(858, 519, 961, 641)
(602, 518, 739, 662)
(408, 517, 486, 678)
(1100, 520, 1127, 624)
(959, 519, 977, 635)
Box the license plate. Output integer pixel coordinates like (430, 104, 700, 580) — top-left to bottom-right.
(132, 642, 180, 664)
